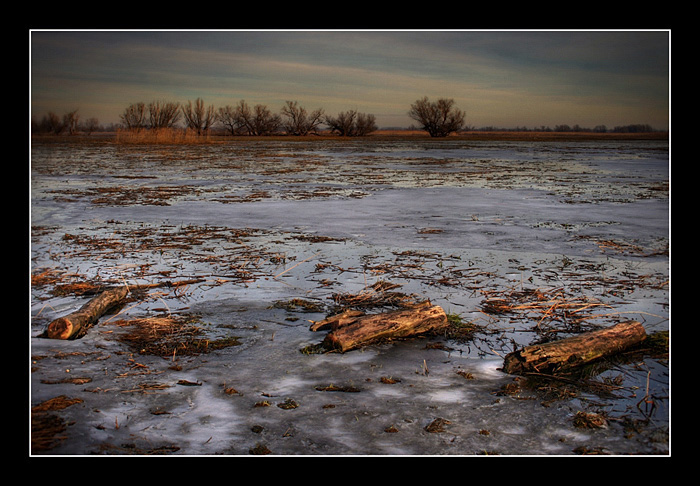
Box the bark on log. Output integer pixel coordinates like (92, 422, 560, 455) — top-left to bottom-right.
(502, 320, 647, 375)
(44, 279, 204, 340)
(312, 303, 448, 352)
(45, 286, 130, 340)
(309, 309, 365, 332)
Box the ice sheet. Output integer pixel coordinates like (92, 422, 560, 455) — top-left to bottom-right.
(30, 138, 669, 455)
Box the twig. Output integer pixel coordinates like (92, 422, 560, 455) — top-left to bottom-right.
(273, 252, 321, 279)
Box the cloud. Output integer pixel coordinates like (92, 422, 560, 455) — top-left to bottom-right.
(30, 30, 670, 129)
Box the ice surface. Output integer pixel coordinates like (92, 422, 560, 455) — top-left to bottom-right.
(30, 138, 669, 455)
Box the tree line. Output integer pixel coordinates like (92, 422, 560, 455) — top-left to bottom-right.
(31, 96, 660, 137)
(31, 97, 468, 138)
(32, 110, 102, 136)
(471, 123, 658, 134)
(40, 99, 384, 137)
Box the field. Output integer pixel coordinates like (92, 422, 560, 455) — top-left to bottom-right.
(30, 134, 669, 455)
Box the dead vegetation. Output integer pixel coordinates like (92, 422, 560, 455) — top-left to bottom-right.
(115, 127, 214, 145)
(215, 187, 367, 204)
(112, 315, 241, 357)
(32, 217, 664, 352)
(424, 417, 451, 433)
(49, 184, 202, 206)
(31, 396, 84, 453)
(474, 255, 668, 344)
(31, 223, 292, 294)
(270, 298, 325, 313)
(29, 178, 668, 454)
(495, 327, 668, 419)
(573, 235, 669, 257)
(330, 280, 423, 312)
(479, 286, 613, 338)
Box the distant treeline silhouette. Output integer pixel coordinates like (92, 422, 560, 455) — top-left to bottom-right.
(31, 97, 662, 137)
(470, 123, 659, 133)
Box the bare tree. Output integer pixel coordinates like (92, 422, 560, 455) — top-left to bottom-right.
(280, 100, 324, 136)
(230, 100, 281, 136)
(39, 112, 65, 135)
(63, 110, 80, 135)
(324, 110, 377, 136)
(148, 100, 181, 130)
(408, 97, 465, 137)
(250, 103, 282, 136)
(354, 112, 378, 136)
(217, 104, 246, 135)
(81, 117, 100, 135)
(182, 98, 217, 135)
(231, 100, 254, 135)
(120, 102, 146, 131)
(325, 110, 355, 136)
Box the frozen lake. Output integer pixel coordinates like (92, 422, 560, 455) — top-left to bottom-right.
(30, 137, 669, 455)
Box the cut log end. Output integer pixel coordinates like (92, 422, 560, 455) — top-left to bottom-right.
(46, 317, 75, 340)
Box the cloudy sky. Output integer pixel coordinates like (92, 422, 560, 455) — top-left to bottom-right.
(30, 29, 670, 130)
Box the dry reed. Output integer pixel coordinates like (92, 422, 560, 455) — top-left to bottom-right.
(115, 128, 214, 145)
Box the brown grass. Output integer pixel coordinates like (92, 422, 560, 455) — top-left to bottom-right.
(330, 280, 423, 311)
(371, 130, 668, 142)
(113, 315, 241, 357)
(115, 128, 215, 144)
(31, 396, 84, 453)
(34, 129, 669, 146)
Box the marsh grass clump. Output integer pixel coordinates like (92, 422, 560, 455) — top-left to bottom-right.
(300, 343, 327, 355)
(643, 330, 669, 358)
(424, 417, 451, 433)
(330, 280, 422, 312)
(443, 312, 482, 341)
(115, 315, 241, 357)
(572, 411, 609, 429)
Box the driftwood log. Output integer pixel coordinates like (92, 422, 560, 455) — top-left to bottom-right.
(502, 320, 647, 375)
(45, 286, 130, 340)
(44, 279, 204, 340)
(310, 302, 448, 352)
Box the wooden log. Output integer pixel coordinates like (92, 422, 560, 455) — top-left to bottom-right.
(315, 303, 448, 352)
(44, 278, 205, 340)
(308, 309, 365, 332)
(45, 286, 130, 340)
(501, 320, 647, 375)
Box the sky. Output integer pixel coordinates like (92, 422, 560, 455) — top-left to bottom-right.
(29, 30, 670, 130)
